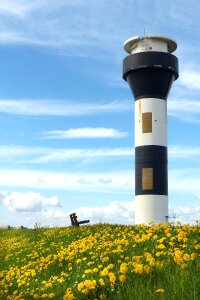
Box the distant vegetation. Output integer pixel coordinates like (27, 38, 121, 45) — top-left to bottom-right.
(0, 223, 199, 299)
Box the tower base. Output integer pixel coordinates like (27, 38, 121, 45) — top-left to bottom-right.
(135, 195, 168, 225)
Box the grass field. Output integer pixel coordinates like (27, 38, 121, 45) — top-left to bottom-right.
(0, 222, 199, 300)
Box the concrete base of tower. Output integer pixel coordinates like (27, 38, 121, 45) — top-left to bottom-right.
(135, 195, 168, 225)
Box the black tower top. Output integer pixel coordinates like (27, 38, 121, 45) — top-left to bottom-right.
(123, 35, 179, 100)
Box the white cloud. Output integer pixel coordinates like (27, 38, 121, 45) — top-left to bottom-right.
(37, 147, 133, 163)
(0, 169, 133, 193)
(1, 193, 200, 226)
(0, 0, 126, 56)
(180, 70, 200, 90)
(41, 209, 68, 219)
(0, 145, 133, 163)
(169, 205, 200, 224)
(0, 97, 199, 123)
(169, 145, 200, 158)
(0, 100, 131, 116)
(43, 127, 128, 139)
(40, 201, 135, 225)
(0, 144, 199, 164)
(76, 201, 135, 224)
(169, 168, 200, 195)
(0, 0, 33, 17)
(0, 98, 199, 124)
(41, 200, 200, 226)
(2, 191, 62, 212)
(168, 99, 200, 122)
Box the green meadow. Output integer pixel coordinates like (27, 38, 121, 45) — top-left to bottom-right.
(0, 223, 199, 299)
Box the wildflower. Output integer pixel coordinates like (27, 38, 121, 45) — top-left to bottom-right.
(155, 288, 165, 293)
(84, 279, 97, 290)
(41, 294, 48, 298)
(120, 262, 128, 274)
(101, 268, 109, 276)
(107, 264, 114, 269)
(133, 262, 144, 274)
(156, 244, 166, 250)
(76, 259, 81, 264)
(98, 264, 103, 269)
(99, 294, 106, 300)
(143, 265, 151, 274)
(48, 293, 56, 298)
(177, 231, 187, 242)
(63, 288, 76, 300)
(119, 274, 126, 283)
(195, 244, 200, 250)
(183, 253, 190, 261)
(102, 257, 109, 263)
(77, 282, 84, 291)
(108, 272, 116, 284)
(99, 278, 105, 286)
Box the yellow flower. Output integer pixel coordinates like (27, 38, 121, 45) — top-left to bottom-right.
(183, 253, 190, 261)
(63, 288, 76, 300)
(98, 264, 103, 269)
(77, 282, 84, 291)
(102, 257, 109, 263)
(119, 274, 126, 283)
(156, 243, 166, 249)
(132, 262, 144, 274)
(107, 264, 114, 269)
(120, 262, 128, 274)
(155, 288, 165, 293)
(84, 279, 97, 290)
(99, 294, 106, 300)
(99, 278, 105, 286)
(101, 268, 109, 276)
(143, 265, 151, 274)
(108, 272, 116, 284)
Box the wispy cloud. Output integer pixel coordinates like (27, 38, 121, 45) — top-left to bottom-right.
(42, 127, 128, 139)
(0, 98, 199, 123)
(0, 145, 134, 163)
(0, 169, 133, 192)
(169, 145, 200, 158)
(0, 100, 131, 116)
(169, 168, 200, 195)
(36, 148, 132, 163)
(0, 166, 200, 195)
(168, 99, 200, 123)
(0, 144, 199, 164)
(180, 69, 200, 90)
(1, 0, 195, 60)
(0, 0, 124, 56)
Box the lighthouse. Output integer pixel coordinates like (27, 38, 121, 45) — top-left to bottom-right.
(123, 35, 179, 224)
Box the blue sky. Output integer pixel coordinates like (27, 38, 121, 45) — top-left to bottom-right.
(0, 0, 200, 227)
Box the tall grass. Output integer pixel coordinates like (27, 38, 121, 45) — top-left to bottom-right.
(0, 223, 199, 299)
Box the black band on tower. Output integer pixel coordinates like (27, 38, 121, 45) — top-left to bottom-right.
(135, 145, 168, 196)
(123, 52, 178, 100)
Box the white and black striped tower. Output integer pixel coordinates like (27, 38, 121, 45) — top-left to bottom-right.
(123, 35, 179, 224)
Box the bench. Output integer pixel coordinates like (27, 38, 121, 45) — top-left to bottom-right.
(70, 213, 90, 227)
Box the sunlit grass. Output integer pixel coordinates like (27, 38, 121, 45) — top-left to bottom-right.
(0, 222, 199, 299)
